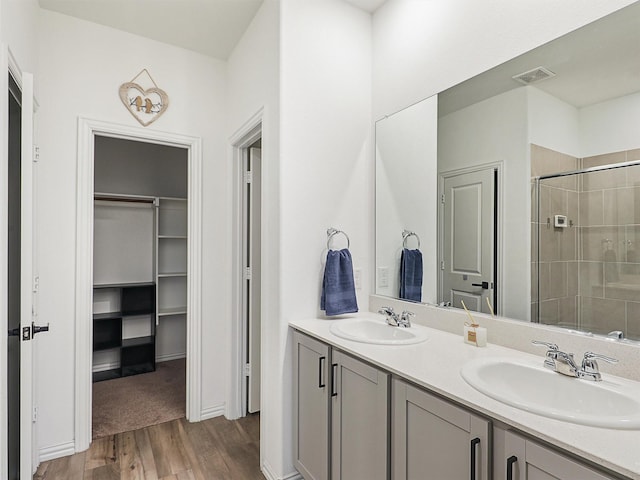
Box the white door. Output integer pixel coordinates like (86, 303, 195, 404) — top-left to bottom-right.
(19, 70, 36, 480)
(442, 168, 496, 314)
(2, 47, 37, 479)
(246, 147, 261, 414)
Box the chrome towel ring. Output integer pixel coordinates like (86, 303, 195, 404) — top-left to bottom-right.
(327, 227, 350, 250)
(402, 229, 421, 249)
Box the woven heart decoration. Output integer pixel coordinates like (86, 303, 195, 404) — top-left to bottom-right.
(118, 80, 169, 127)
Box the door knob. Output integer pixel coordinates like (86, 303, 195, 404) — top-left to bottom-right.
(471, 281, 490, 289)
(32, 322, 49, 336)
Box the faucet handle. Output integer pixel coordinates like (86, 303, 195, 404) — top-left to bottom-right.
(531, 340, 559, 352)
(580, 352, 618, 381)
(378, 306, 395, 315)
(399, 311, 414, 327)
(582, 351, 618, 368)
(607, 330, 624, 340)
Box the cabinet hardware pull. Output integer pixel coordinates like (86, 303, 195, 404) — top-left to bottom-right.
(318, 356, 326, 388)
(470, 437, 480, 480)
(507, 455, 517, 480)
(331, 363, 338, 397)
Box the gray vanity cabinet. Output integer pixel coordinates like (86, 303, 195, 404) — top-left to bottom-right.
(392, 378, 490, 480)
(293, 331, 331, 480)
(496, 429, 615, 480)
(293, 331, 389, 480)
(331, 349, 389, 480)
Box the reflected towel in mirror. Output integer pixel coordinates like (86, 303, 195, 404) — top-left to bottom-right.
(399, 248, 423, 302)
(321, 249, 358, 316)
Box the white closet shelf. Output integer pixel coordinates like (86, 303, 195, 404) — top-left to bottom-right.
(158, 306, 187, 316)
(158, 272, 187, 278)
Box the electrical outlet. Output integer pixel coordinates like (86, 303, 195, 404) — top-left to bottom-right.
(354, 269, 362, 289)
(377, 267, 389, 288)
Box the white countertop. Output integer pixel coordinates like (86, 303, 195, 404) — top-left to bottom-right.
(290, 313, 640, 479)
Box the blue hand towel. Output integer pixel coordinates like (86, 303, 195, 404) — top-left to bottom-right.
(399, 248, 423, 302)
(321, 249, 358, 316)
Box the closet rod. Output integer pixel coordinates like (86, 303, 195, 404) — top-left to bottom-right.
(94, 194, 155, 204)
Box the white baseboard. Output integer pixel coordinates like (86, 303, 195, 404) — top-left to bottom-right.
(39, 441, 76, 463)
(262, 461, 302, 480)
(200, 403, 225, 420)
(92, 352, 186, 372)
(156, 352, 186, 363)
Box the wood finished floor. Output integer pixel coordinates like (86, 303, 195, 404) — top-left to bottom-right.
(34, 414, 263, 480)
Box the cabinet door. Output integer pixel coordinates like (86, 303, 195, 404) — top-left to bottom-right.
(392, 379, 490, 480)
(293, 332, 330, 480)
(501, 431, 615, 480)
(331, 350, 389, 480)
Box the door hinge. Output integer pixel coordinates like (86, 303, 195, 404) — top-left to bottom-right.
(33, 145, 40, 163)
(33, 275, 39, 293)
(244, 363, 251, 376)
(244, 171, 253, 184)
(440, 261, 445, 270)
(32, 406, 38, 423)
(441, 194, 445, 204)
(244, 267, 252, 280)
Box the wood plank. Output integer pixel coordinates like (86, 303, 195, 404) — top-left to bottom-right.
(84, 463, 120, 480)
(85, 435, 117, 470)
(35, 414, 263, 480)
(133, 426, 160, 480)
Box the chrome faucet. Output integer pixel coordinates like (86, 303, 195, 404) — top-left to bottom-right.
(378, 306, 400, 326)
(532, 340, 618, 381)
(607, 330, 625, 340)
(378, 307, 414, 328)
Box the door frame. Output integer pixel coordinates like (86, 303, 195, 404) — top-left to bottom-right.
(74, 117, 203, 452)
(438, 161, 503, 314)
(229, 108, 263, 420)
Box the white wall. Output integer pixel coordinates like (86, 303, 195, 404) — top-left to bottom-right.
(528, 87, 581, 158)
(35, 9, 229, 457)
(1, 0, 39, 79)
(579, 91, 640, 157)
(372, 0, 637, 119)
(226, 0, 281, 477)
(278, 0, 372, 477)
(439, 88, 529, 320)
(375, 96, 437, 303)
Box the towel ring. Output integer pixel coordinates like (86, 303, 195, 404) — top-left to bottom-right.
(327, 228, 350, 250)
(402, 229, 421, 249)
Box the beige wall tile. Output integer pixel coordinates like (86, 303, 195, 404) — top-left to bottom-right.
(538, 261, 550, 301)
(539, 299, 559, 325)
(604, 187, 634, 225)
(579, 261, 604, 298)
(581, 226, 623, 262)
(579, 190, 603, 226)
(626, 301, 640, 341)
(625, 163, 640, 187)
(581, 167, 627, 192)
(579, 296, 626, 335)
(567, 261, 578, 296)
(625, 148, 640, 163)
(558, 296, 578, 329)
(582, 151, 626, 168)
(549, 262, 567, 298)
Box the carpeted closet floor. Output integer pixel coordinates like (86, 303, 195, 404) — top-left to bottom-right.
(92, 358, 186, 439)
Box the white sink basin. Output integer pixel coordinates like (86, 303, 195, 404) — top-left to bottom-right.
(461, 357, 640, 429)
(330, 318, 428, 345)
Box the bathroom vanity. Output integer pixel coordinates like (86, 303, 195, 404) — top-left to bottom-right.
(291, 314, 640, 480)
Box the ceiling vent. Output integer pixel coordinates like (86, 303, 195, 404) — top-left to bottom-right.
(512, 66, 556, 85)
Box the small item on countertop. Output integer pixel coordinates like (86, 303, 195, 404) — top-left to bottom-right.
(461, 300, 487, 347)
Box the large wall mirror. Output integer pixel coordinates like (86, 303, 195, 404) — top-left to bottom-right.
(375, 1, 640, 341)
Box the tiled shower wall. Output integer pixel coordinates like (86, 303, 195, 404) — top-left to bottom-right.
(531, 145, 640, 340)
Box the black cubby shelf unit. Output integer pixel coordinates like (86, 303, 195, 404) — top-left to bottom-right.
(92, 282, 156, 383)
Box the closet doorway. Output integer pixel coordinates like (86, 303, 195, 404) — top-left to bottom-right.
(91, 137, 188, 438)
(75, 118, 203, 453)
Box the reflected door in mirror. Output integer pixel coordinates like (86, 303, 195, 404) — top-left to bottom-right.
(442, 168, 496, 313)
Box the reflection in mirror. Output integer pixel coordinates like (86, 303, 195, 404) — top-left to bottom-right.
(375, 96, 437, 304)
(534, 161, 640, 341)
(375, 1, 640, 340)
